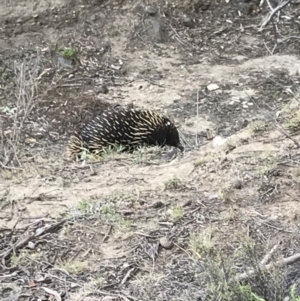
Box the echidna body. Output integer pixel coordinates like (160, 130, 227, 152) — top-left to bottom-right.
(66, 108, 183, 159)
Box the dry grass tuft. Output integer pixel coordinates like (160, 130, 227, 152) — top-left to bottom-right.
(0, 53, 41, 169)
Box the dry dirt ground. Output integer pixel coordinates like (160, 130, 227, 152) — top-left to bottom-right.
(1, 0, 300, 300)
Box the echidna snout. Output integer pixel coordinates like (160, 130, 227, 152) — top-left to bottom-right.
(164, 121, 184, 151)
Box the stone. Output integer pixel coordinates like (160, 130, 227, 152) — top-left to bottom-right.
(146, 19, 166, 43)
(97, 85, 109, 94)
(182, 17, 194, 28)
(207, 83, 219, 91)
(146, 6, 157, 16)
(159, 237, 173, 249)
(58, 57, 74, 68)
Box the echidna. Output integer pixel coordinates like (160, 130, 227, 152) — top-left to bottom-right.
(65, 108, 184, 159)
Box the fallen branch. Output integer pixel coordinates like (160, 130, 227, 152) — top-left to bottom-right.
(259, 0, 291, 31)
(260, 242, 281, 266)
(234, 252, 300, 283)
(0, 218, 69, 261)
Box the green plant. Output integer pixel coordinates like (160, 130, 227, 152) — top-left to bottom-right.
(250, 121, 267, 134)
(170, 205, 184, 221)
(62, 47, 76, 59)
(164, 176, 182, 190)
(285, 110, 300, 131)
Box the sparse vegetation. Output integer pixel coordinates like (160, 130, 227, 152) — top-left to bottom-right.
(164, 176, 182, 190)
(2, 1, 300, 301)
(60, 260, 89, 275)
(193, 154, 213, 167)
(285, 110, 300, 132)
(250, 121, 268, 134)
(189, 227, 216, 259)
(169, 204, 184, 221)
(62, 47, 76, 59)
(257, 154, 278, 177)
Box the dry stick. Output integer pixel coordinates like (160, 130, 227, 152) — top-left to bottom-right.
(247, 94, 300, 149)
(234, 252, 300, 283)
(260, 242, 281, 266)
(196, 88, 199, 146)
(259, 0, 291, 31)
(0, 219, 69, 260)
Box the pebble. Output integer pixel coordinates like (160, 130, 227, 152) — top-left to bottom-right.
(213, 135, 227, 147)
(146, 6, 157, 16)
(97, 85, 109, 94)
(58, 57, 73, 68)
(207, 83, 219, 91)
(27, 241, 35, 249)
(182, 17, 194, 28)
(232, 180, 242, 190)
(151, 200, 164, 208)
(159, 237, 173, 249)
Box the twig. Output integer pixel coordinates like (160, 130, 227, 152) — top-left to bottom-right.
(260, 242, 281, 266)
(234, 252, 300, 282)
(196, 89, 199, 146)
(102, 225, 112, 243)
(259, 0, 291, 31)
(121, 267, 136, 285)
(140, 75, 164, 87)
(247, 95, 300, 149)
(0, 218, 69, 260)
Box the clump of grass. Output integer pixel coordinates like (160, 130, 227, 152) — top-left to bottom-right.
(61, 260, 89, 274)
(1, 54, 40, 168)
(285, 110, 300, 132)
(75, 143, 126, 162)
(62, 47, 76, 59)
(257, 155, 278, 177)
(170, 204, 184, 221)
(200, 239, 296, 301)
(69, 192, 134, 229)
(292, 167, 300, 181)
(131, 145, 162, 164)
(10, 252, 28, 266)
(224, 139, 236, 153)
(193, 154, 212, 168)
(219, 208, 236, 222)
(250, 121, 267, 134)
(188, 227, 216, 259)
(218, 185, 231, 202)
(164, 176, 182, 190)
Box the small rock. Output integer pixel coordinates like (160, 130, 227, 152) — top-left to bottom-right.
(182, 17, 194, 28)
(232, 180, 242, 189)
(97, 85, 109, 94)
(58, 57, 74, 68)
(213, 135, 227, 147)
(90, 14, 97, 21)
(146, 19, 166, 43)
(159, 237, 173, 249)
(151, 200, 164, 208)
(146, 6, 157, 16)
(27, 241, 35, 249)
(207, 83, 219, 91)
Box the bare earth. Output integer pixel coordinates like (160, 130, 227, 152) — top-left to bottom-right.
(1, 1, 300, 301)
